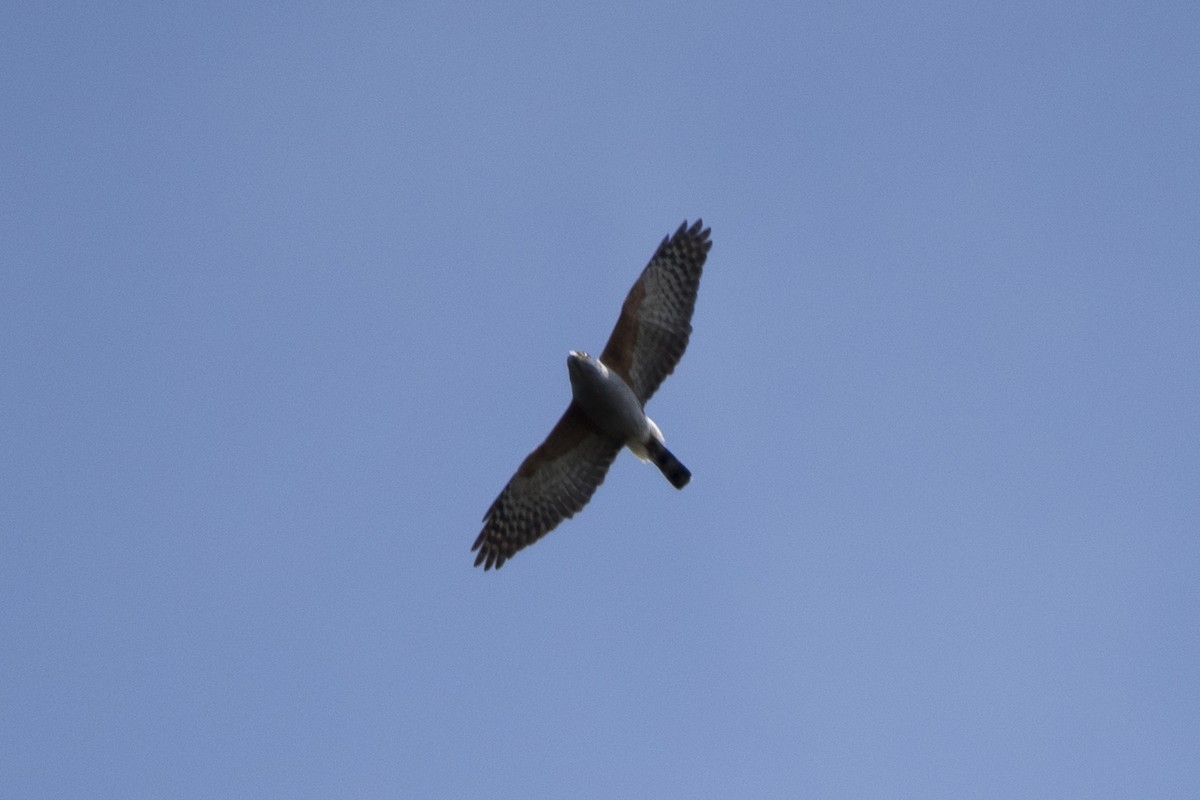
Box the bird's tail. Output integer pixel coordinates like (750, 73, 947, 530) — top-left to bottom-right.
(644, 438, 691, 489)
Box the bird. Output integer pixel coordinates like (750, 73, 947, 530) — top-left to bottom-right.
(472, 219, 712, 570)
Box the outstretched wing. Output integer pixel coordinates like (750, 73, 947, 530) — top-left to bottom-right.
(599, 219, 711, 404)
(473, 403, 623, 570)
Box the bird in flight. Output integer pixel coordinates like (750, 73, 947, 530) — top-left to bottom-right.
(472, 219, 712, 569)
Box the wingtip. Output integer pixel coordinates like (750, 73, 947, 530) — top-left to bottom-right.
(472, 541, 505, 570)
(676, 218, 711, 245)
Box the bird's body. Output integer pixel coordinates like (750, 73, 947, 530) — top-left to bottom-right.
(566, 351, 654, 450)
(567, 350, 690, 489)
(473, 220, 712, 569)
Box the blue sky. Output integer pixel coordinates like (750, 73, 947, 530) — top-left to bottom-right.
(3, 2, 1198, 797)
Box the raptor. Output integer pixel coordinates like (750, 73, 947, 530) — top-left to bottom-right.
(472, 220, 712, 569)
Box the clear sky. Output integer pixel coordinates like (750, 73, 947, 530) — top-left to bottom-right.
(3, 2, 1198, 797)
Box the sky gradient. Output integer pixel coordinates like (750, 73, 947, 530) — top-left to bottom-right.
(3, 2, 1198, 797)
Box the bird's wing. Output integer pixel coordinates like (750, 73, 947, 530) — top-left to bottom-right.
(599, 219, 711, 404)
(473, 403, 623, 570)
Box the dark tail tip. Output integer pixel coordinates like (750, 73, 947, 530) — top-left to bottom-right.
(666, 462, 691, 489)
(647, 439, 691, 489)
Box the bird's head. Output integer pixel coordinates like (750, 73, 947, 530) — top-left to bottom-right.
(567, 350, 607, 385)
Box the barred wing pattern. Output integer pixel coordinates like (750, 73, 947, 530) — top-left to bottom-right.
(472, 403, 623, 570)
(599, 219, 711, 404)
